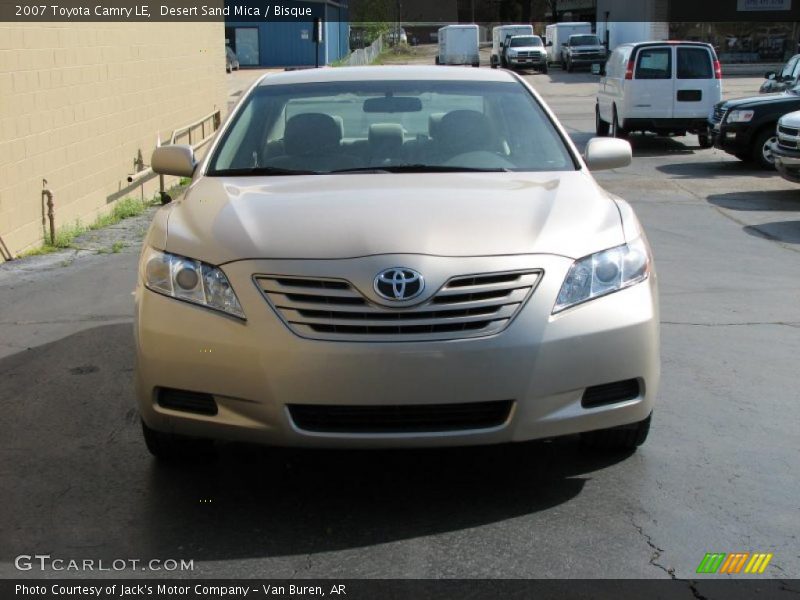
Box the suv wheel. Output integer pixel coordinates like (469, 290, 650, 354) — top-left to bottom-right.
(698, 133, 712, 148)
(595, 105, 610, 136)
(752, 127, 777, 169)
(581, 413, 651, 450)
(141, 420, 216, 461)
(566, 58, 573, 72)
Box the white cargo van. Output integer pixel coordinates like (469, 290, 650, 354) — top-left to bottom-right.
(544, 22, 591, 65)
(491, 24, 533, 68)
(596, 41, 721, 147)
(436, 25, 480, 67)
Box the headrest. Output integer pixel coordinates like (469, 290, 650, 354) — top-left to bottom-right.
(284, 113, 341, 156)
(368, 123, 404, 154)
(436, 110, 494, 153)
(428, 112, 446, 139)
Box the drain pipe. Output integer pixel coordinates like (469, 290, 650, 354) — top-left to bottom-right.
(0, 233, 12, 261)
(42, 179, 55, 245)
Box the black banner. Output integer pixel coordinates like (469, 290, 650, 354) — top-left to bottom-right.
(3, 579, 800, 600)
(2, 0, 800, 22)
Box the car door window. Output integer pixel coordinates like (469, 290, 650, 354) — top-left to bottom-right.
(791, 57, 800, 81)
(635, 48, 671, 79)
(677, 48, 712, 79)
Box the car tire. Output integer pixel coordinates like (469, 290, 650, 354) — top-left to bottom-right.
(566, 59, 573, 72)
(472, 61, 480, 68)
(141, 420, 216, 462)
(735, 152, 752, 162)
(541, 64, 548, 74)
(752, 127, 778, 169)
(595, 105, 610, 136)
(581, 413, 651, 450)
(435, 55, 440, 65)
(611, 107, 627, 139)
(698, 133, 712, 148)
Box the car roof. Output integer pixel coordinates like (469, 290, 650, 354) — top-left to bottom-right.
(617, 40, 713, 49)
(257, 66, 517, 87)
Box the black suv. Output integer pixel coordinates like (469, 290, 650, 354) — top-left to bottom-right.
(709, 87, 800, 168)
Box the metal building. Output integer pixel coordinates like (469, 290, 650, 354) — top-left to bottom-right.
(225, 0, 349, 68)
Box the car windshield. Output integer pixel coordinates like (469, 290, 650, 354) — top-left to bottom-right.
(207, 79, 575, 175)
(510, 36, 542, 47)
(570, 35, 599, 46)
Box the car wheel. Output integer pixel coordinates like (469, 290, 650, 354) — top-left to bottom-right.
(472, 62, 480, 68)
(541, 64, 548, 74)
(581, 413, 651, 450)
(735, 152, 752, 162)
(698, 133, 712, 148)
(141, 420, 216, 461)
(752, 127, 777, 169)
(595, 104, 610, 136)
(611, 107, 627, 139)
(566, 59, 573, 72)
(435, 55, 440, 65)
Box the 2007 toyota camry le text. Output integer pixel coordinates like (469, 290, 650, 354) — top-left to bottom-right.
(136, 66, 659, 458)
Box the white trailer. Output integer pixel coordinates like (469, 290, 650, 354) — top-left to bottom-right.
(436, 25, 480, 67)
(544, 22, 592, 65)
(491, 24, 534, 67)
(595, 21, 668, 52)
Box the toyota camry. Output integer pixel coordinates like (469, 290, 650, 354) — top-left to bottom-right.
(137, 66, 659, 458)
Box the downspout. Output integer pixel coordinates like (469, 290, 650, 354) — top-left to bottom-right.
(0, 233, 12, 261)
(41, 179, 55, 246)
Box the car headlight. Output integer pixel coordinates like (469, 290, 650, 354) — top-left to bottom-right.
(727, 110, 754, 123)
(553, 237, 650, 314)
(142, 247, 246, 319)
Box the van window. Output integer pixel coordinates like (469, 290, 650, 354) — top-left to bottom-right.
(677, 48, 712, 79)
(780, 56, 799, 79)
(635, 48, 671, 79)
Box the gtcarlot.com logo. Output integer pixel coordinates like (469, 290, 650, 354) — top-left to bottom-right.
(696, 552, 773, 574)
(15, 554, 194, 572)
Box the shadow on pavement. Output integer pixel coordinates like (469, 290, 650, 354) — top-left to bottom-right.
(707, 189, 800, 212)
(0, 323, 634, 563)
(657, 158, 775, 178)
(743, 220, 800, 244)
(627, 134, 698, 157)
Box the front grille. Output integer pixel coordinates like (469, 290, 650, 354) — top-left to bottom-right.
(582, 379, 640, 408)
(711, 105, 727, 125)
(255, 270, 540, 342)
(514, 52, 542, 61)
(157, 388, 218, 415)
(288, 400, 514, 433)
(778, 124, 800, 150)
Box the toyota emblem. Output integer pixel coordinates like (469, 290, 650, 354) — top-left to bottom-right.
(374, 268, 424, 301)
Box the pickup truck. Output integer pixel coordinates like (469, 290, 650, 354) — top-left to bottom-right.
(563, 33, 607, 73)
(772, 110, 800, 183)
(501, 35, 548, 73)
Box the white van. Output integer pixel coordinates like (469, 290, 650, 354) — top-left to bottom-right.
(491, 24, 533, 67)
(436, 25, 480, 67)
(596, 41, 721, 147)
(544, 22, 591, 65)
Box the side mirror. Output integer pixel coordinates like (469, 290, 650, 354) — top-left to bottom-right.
(584, 137, 632, 171)
(765, 71, 776, 80)
(151, 145, 196, 177)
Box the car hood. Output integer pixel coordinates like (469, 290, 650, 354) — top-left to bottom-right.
(163, 171, 625, 264)
(721, 91, 797, 109)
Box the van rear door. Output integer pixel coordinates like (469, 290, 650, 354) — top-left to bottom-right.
(628, 45, 673, 120)
(673, 45, 720, 120)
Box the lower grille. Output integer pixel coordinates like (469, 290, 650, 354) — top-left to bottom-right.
(255, 270, 540, 342)
(157, 388, 218, 416)
(288, 400, 514, 433)
(582, 379, 640, 408)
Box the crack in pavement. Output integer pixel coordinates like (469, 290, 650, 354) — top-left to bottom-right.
(662, 321, 800, 328)
(629, 514, 710, 600)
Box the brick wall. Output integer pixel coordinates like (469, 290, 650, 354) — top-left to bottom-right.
(0, 23, 227, 260)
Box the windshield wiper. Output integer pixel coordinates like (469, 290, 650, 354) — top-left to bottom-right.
(329, 165, 511, 174)
(207, 167, 321, 176)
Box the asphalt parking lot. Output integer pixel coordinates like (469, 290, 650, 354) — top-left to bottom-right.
(1, 56, 798, 587)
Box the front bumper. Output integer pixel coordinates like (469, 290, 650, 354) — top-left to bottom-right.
(507, 55, 546, 68)
(568, 54, 606, 65)
(710, 122, 752, 155)
(135, 254, 659, 448)
(772, 143, 800, 183)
